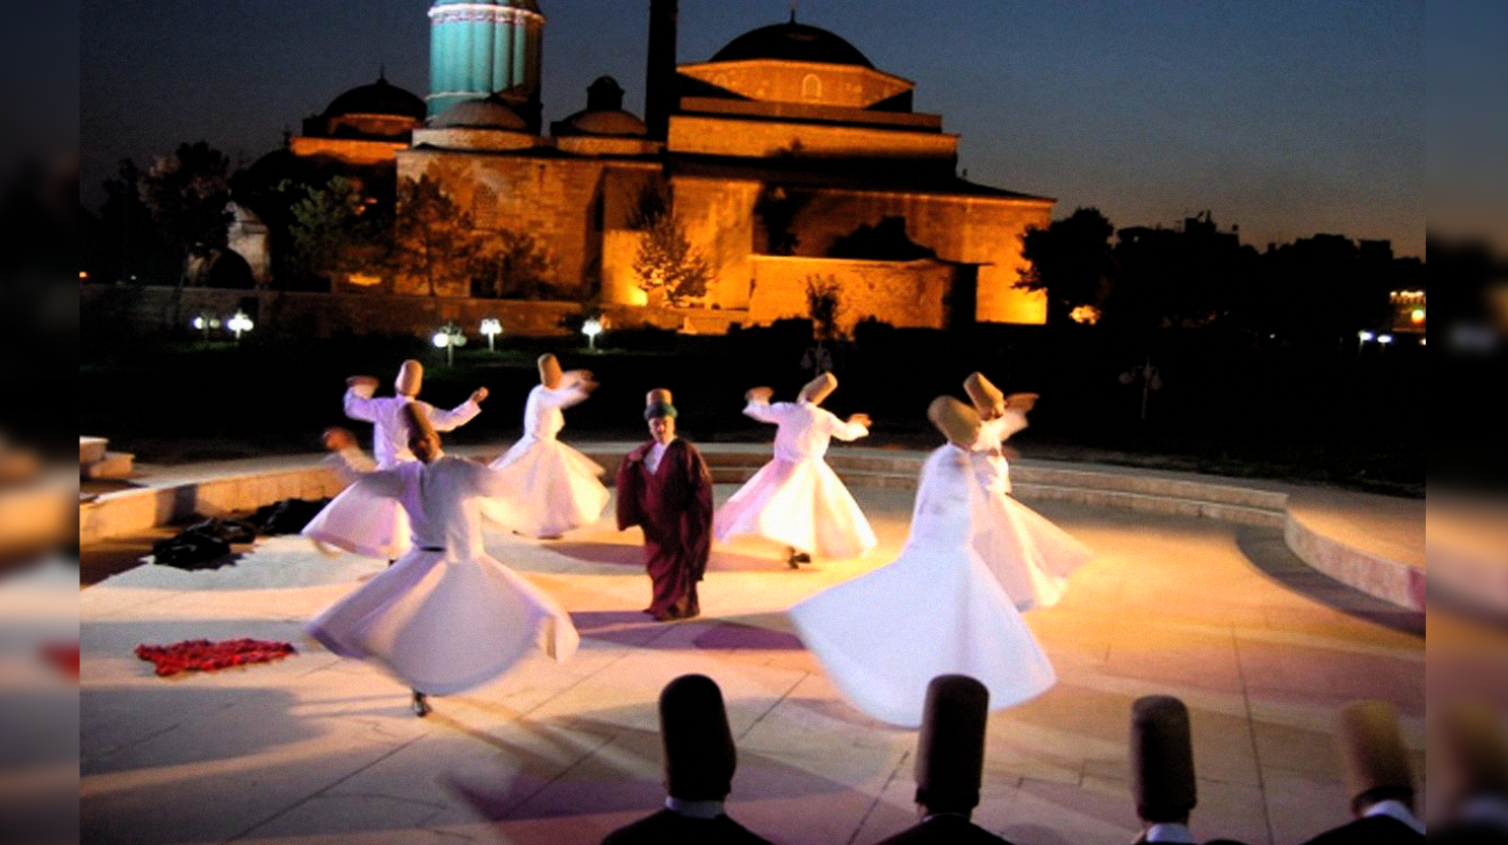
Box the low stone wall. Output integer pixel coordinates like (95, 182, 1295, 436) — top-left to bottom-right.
(79, 285, 702, 340)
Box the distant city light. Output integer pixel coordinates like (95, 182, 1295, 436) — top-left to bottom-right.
(1069, 305, 1101, 325)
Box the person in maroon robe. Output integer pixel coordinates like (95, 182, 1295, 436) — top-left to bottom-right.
(616, 389, 714, 621)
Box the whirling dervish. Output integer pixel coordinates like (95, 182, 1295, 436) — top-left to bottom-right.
(962, 372, 1092, 610)
(713, 372, 876, 567)
(307, 406, 579, 717)
(478, 354, 610, 539)
(303, 359, 488, 559)
(788, 396, 1056, 728)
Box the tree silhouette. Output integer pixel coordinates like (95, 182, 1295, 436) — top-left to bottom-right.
(138, 141, 233, 285)
(630, 183, 711, 307)
(1016, 206, 1116, 326)
(287, 175, 388, 286)
(391, 172, 482, 297)
(471, 229, 559, 299)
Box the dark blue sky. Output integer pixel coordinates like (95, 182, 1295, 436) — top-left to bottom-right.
(80, 0, 1423, 256)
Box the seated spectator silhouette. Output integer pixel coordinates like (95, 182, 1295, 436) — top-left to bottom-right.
(600, 674, 773, 844)
(873, 674, 1015, 844)
(1431, 699, 1508, 844)
(1128, 695, 1248, 844)
(1297, 700, 1423, 844)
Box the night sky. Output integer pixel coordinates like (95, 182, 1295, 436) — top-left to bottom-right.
(80, 0, 1423, 257)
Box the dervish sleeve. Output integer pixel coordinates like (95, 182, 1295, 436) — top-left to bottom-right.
(615, 447, 647, 530)
(342, 385, 380, 422)
(325, 448, 405, 498)
(682, 442, 715, 580)
(823, 408, 870, 442)
(422, 398, 482, 431)
(741, 399, 787, 424)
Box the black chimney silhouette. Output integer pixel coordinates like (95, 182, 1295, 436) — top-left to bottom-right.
(644, 0, 678, 141)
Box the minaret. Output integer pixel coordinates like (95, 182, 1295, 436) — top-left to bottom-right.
(428, 0, 545, 131)
(643, 0, 677, 141)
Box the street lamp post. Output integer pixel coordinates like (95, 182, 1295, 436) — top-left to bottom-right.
(227, 310, 254, 341)
(432, 322, 466, 366)
(191, 312, 221, 344)
(582, 317, 603, 353)
(480, 318, 502, 352)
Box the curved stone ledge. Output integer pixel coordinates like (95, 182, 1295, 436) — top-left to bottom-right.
(78, 443, 1420, 612)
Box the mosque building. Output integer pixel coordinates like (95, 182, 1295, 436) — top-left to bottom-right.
(285, 0, 1054, 329)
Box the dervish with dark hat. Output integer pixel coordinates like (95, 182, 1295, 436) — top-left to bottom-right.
(616, 389, 714, 621)
(1429, 699, 1508, 844)
(1296, 700, 1424, 844)
(873, 674, 1016, 844)
(600, 674, 774, 844)
(1128, 695, 1249, 844)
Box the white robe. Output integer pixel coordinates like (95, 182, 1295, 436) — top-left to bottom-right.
(478, 378, 609, 538)
(713, 399, 877, 559)
(968, 413, 1092, 610)
(788, 444, 1056, 728)
(306, 450, 579, 695)
(301, 387, 481, 559)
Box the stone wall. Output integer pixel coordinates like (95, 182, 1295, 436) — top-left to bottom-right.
(778, 187, 1051, 324)
(747, 255, 958, 333)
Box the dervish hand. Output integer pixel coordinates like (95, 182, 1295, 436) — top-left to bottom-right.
(848, 413, 871, 428)
(347, 376, 379, 390)
(322, 427, 356, 452)
(471, 387, 489, 403)
(747, 386, 774, 403)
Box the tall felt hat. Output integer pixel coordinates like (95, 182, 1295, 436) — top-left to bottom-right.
(798, 372, 837, 405)
(927, 396, 982, 448)
(645, 388, 677, 420)
(537, 354, 563, 389)
(659, 674, 737, 801)
(1130, 695, 1198, 823)
(963, 372, 1005, 418)
(914, 674, 989, 814)
(1436, 700, 1508, 805)
(1336, 700, 1415, 809)
(401, 401, 438, 443)
(395, 359, 424, 397)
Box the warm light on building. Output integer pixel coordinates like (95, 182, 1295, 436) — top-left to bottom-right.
(1069, 305, 1101, 325)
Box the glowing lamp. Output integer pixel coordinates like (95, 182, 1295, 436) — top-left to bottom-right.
(1411, 309, 1425, 324)
(582, 317, 603, 352)
(432, 322, 466, 365)
(1358, 331, 1374, 342)
(480, 318, 503, 351)
(227, 310, 254, 340)
(1378, 334, 1393, 345)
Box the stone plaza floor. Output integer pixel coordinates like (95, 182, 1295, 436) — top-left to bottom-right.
(80, 481, 1425, 845)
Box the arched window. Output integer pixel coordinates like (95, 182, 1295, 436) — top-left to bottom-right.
(801, 74, 822, 101)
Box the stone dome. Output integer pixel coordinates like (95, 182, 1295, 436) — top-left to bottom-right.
(429, 96, 528, 131)
(430, 0, 539, 10)
(322, 77, 427, 121)
(557, 110, 649, 137)
(710, 21, 874, 68)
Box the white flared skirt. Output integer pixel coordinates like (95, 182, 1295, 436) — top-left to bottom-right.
(714, 458, 877, 559)
(788, 541, 1056, 728)
(302, 482, 411, 560)
(974, 493, 1094, 611)
(478, 437, 610, 538)
(305, 550, 580, 695)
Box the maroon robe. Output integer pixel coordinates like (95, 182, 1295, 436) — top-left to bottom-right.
(616, 438, 714, 620)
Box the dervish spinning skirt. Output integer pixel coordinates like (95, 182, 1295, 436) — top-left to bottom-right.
(303, 485, 411, 560)
(306, 550, 579, 695)
(479, 438, 610, 538)
(714, 459, 877, 559)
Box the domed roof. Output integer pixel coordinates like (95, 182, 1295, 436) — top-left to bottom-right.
(323, 77, 427, 121)
(430, 0, 539, 10)
(710, 20, 873, 68)
(557, 109, 649, 137)
(429, 96, 528, 131)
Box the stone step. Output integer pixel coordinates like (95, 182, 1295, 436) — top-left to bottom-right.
(1016, 482, 1287, 528)
(80, 436, 109, 465)
(83, 452, 135, 480)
